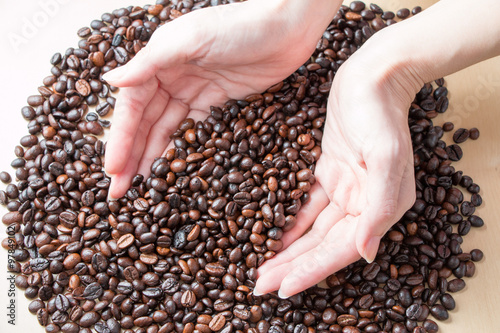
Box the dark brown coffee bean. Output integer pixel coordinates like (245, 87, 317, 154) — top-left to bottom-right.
(470, 249, 484, 261)
(82, 282, 103, 300)
(469, 127, 480, 140)
(37, 308, 49, 326)
(447, 278, 465, 292)
(453, 128, 469, 143)
(79, 311, 100, 327)
(397, 8, 410, 19)
(0, 171, 11, 184)
(337, 314, 357, 326)
(362, 262, 380, 280)
(430, 304, 448, 321)
(446, 144, 463, 161)
(181, 290, 196, 307)
(442, 122, 454, 132)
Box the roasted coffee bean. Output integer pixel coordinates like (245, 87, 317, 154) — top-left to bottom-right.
(181, 290, 196, 307)
(469, 127, 480, 140)
(0, 171, 11, 184)
(442, 122, 454, 132)
(209, 313, 226, 331)
(82, 282, 103, 300)
(1, 3, 486, 333)
(453, 128, 469, 143)
(447, 278, 466, 292)
(79, 311, 100, 327)
(470, 249, 484, 261)
(430, 304, 448, 321)
(117, 233, 135, 249)
(446, 144, 463, 161)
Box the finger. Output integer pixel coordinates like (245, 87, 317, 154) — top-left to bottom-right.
(108, 159, 141, 200)
(279, 182, 329, 249)
(102, 44, 159, 87)
(254, 202, 345, 295)
(105, 78, 158, 176)
(277, 218, 360, 298)
(355, 139, 413, 263)
(102, 13, 198, 88)
(137, 107, 208, 177)
(256, 182, 329, 273)
(107, 88, 172, 200)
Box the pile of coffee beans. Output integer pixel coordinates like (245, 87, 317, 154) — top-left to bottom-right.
(1, 1, 485, 333)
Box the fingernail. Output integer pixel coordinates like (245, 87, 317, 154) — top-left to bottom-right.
(107, 195, 118, 202)
(278, 289, 290, 299)
(252, 288, 263, 297)
(102, 67, 124, 82)
(363, 237, 380, 263)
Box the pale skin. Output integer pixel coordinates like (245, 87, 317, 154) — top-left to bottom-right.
(103, 0, 500, 298)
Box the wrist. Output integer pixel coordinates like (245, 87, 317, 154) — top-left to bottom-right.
(362, 0, 500, 89)
(251, 0, 341, 42)
(344, 30, 426, 117)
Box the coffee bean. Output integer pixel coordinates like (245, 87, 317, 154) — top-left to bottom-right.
(30, 258, 50, 272)
(170, 159, 187, 173)
(0, 190, 8, 205)
(337, 314, 357, 326)
(412, 6, 422, 14)
(430, 304, 448, 321)
(0, 171, 11, 184)
(362, 262, 380, 280)
(442, 122, 454, 132)
(114, 47, 129, 64)
(83, 282, 103, 300)
(76, 79, 92, 96)
(181, 290, 196, 307)
(446, 144, 463, 161)
(453, 128, 469, 143)
(447, 278, 465, 293)
(423, 319, 439, 333)
(209, 313, 226, 331)
(350, 1, 365, 12)
(1, 4, 486, 333)
(37, 308, 49, 326)
(397, 8, 410, 19)
(79, 311, 100, 327)
(470, 249, 484, 262)
(205, 262, 226, 277)
(117, 233, 135, 249)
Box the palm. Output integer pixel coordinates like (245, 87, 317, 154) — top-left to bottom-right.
(104, 2, 320, 198)
(255, 58, 416, 298)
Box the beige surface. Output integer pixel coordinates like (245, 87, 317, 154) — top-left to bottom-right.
(0, 0, 499, 332)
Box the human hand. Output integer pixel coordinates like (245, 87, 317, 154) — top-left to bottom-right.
(255, 0, 500, 298)
(254, 41, 419, 298)
(103, 0, 340, 199)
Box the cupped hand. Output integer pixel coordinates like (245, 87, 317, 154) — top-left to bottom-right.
(103, 0, 338, 199)
(255, 40, 420, 298)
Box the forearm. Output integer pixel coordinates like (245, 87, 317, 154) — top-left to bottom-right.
(361, 0, 500, 101)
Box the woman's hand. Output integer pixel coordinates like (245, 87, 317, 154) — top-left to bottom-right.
(254, 39, 419, 298)
(104, 0, 340, 199)
(255, 0, 500, 298)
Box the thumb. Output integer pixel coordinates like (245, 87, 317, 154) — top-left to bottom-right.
(355, 205, 395, 264)
(102, 9, 205, 87)
(355, 146, 415, 263)
(102, 44, 158, 87)
(355, 154, 407, 263)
